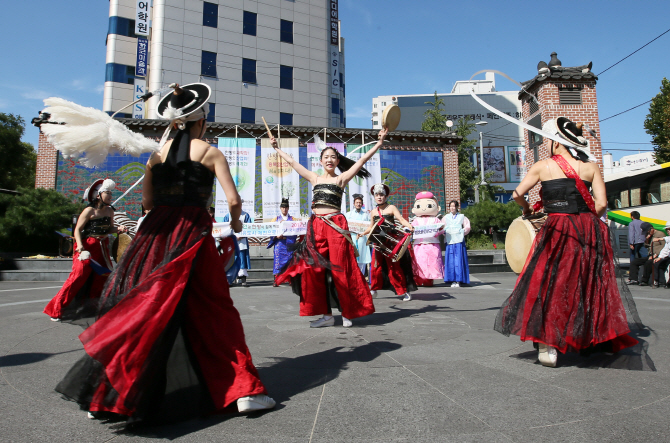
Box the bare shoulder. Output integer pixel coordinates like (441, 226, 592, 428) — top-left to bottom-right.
(583, 161, 602, 179)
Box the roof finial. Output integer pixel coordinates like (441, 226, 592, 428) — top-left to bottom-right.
(548, 52, 561, 68)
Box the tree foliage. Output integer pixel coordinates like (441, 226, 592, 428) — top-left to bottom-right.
(0, 113, 37, 190)
(0, 187, 84, 254)
(421, 92, 447, 132)
(462, 200, 521, 233)
(644, 78, 670, 163)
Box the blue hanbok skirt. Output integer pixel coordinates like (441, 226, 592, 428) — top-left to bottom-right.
(443, 241, 470, 284)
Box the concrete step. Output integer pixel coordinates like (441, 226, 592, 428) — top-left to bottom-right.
(0, 258, 73, 271)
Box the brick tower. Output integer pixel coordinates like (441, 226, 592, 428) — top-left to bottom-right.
(519, 52, 602, 204)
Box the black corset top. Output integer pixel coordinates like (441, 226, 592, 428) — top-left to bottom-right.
(542, 178, 593, 214)
(82, 217, 111, 237)
(312, 184, 343, 210)
(152, 161, 214, 208)
(372, 213, 395, 224)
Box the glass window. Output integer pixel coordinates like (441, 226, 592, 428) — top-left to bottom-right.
(108, 16, 136, 38)
(207, 103, 216, 123)
(373, 104, 377, 108)
(280, 112, 293, 126)
(280, 65, 293, 90)
(373, 120, 378, 126)
(241, 107, 255, 124)
(243, 11, 257, 36)
(105, 63, 136, 84)
(242, 58, 256, 83)
(203, 2, 218, 28)
(331, 98, 340, 115)
(201, 51, 217, 77)
(339, 72, 344, 96)
(280, 20, 293, 43)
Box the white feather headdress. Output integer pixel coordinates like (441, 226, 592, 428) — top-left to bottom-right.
(40, 97, 160, 167)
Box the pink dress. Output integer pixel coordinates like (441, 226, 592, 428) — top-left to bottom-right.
(411, 216, 444, 280)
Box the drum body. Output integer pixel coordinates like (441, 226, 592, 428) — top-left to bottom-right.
(367, 219, 412, 262)
(505, 214, 547, 274)
(112, 233, 133, 263)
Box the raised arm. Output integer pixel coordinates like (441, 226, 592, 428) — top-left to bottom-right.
(338, 128, 388, 185)
(512, 160, 543, 215)
(270, 136, 318, 185)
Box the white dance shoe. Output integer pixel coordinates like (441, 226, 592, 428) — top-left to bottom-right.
(237, 394, 276, 413)
(310, 316, 335, 328)
(370, 290, 377, 298)
(342, 316, 353, 328)
(537, 343, 558, 367)
(450, 282, 460, 288)
(402, 293, 412, 302)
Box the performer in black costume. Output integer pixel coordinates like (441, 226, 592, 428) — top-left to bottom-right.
(55, 83, 275, 425)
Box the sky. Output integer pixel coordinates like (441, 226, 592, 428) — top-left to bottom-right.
(1, 0, 668, 162)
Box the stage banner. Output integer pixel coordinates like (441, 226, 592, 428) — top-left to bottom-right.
(346, 143, 381, 212)
(482, 146, 507, 183)
(306, 137, 346, 212)
(413, 223, 444, 239)
(260, 138, 300, 222)
(212, 221, 307, 238)
(214, 138, 256, 221)
(506, 146, 526, 183)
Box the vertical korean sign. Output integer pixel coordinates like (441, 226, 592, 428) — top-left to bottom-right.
(506, 146, 526, 183)
(135, 1, 150, 36)
(132, 78, 146, 119)
(215, 138, 256, 220)
(330, 49, 340, 95)
(329, 0, 339, 46)
(135, 37, 148, 77)
(260, 138, 301, 222)
(306, 141, 346, 212)
(347, 143, 381, 212)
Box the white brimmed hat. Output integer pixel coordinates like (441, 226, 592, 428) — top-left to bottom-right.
(542, 117, 596, 162)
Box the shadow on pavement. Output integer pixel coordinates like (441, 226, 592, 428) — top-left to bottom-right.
(0, 349, 81, 368)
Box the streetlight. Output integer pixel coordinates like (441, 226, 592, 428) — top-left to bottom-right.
(474, 121, 488, 203)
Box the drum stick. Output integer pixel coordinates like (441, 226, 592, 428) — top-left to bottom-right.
(261, 117, 273, 139)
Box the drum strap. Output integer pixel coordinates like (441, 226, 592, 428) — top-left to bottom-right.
(315, 213, 359, 258)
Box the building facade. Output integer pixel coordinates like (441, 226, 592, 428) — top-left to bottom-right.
(104, 0, 345, 128)
(372, 72, 526, 204)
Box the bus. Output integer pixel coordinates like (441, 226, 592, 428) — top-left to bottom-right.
(605, 160, 670, 258)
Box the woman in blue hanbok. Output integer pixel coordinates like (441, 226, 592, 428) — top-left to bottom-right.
(268, 199, 298, 286)
(345, 194, 372, 276)
(442, 200, 471, 287)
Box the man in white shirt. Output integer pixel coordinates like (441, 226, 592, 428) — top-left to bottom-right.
(652, 222, 670, 288)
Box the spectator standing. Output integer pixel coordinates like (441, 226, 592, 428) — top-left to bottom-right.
(627, 222, 666, 286)
(628, 211, 645, 258)
(650, 222, 670, 288)
(223, 208, 253, 287)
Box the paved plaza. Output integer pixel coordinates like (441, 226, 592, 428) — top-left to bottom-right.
(0, 274, 668, 442)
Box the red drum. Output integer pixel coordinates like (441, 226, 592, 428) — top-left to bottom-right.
(367, 219, 412, 262)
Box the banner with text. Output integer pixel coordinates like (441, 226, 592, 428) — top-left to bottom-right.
(413, 223, 444, 239)
(306, 138, 346, 212)
(481, 146, 507, 183)
(346, 142, 381, 213)
(132, 78, 146, 119)
(260, 138, 300, 222)
(215, 138, 256, 220)
(135, 0, 150, 36)
(135, 37, 148, 77)
(213, 221, 307, 238)
(347, 220, 370, 235)
(505, 146, 526, 183)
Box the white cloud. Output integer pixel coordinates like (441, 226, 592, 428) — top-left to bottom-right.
(70, 79, 104, 94)
(21, 90, 53, 100)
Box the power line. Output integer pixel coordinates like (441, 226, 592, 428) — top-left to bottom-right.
(599, 100, 651, 122)
(601, 141, 652, 145)
(597, 27, 670, 76)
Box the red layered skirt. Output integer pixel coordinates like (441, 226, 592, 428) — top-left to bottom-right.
(56, 206, 267, 424)
(494, 212, 639, 354)
(276, 214, 374, 319)
(44, 236, 112, 321)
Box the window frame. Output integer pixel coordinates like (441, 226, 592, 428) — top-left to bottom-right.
(203, 2, 218, 28)
(280, 19, 293, 44)
(279, 65, 293, 90)
(280, 112, 293, 126)
(243, 11, 257, 36)
(241, 107, 256, 124)
(201, 50, 217, 78)
(242, 58, 257, 84)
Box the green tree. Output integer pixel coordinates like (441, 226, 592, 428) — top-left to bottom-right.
(462, 200, 521, 234)
(0, 187, 84, 254)
(0, 113, 37, 190)
(421, 92, 447, 132)
(644, 78, 670, 163)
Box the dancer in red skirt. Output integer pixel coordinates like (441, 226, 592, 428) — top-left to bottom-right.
(274, 130, 389, 328)
(56, 83, 274, 425)
(360, 183, 417, 301)
(44, 179, 126, 322)
(494, 117, 642, 367)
